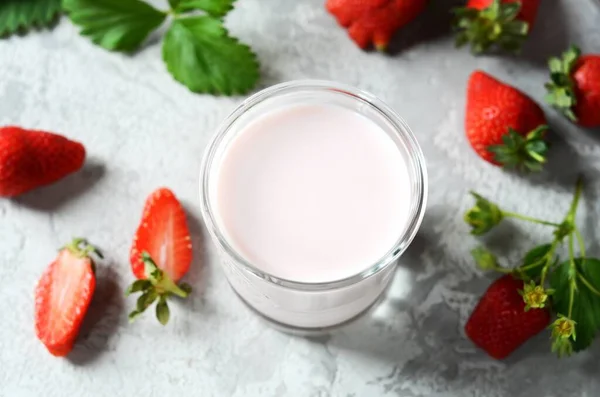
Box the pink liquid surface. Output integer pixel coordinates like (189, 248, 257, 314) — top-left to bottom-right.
(214, 104, 412, 283)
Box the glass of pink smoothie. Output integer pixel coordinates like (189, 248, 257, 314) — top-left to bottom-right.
(200, 80, 427, 330)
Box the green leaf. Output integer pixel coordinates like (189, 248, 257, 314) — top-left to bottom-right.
(499, 2, 519, 21)
(156, 297, 170, 325)
(128, 309, 143, 323)
(544, 45, 581, 122)
(517, 244, 555, 281)
(179, 282, 193, 295)
(63, 0, 167, 52)
(136, 289, 158, 312)
(0, 0, 61, 37)
(548, 57, 563, 74)
(550, 259, 600, 352)
(175, 0, 236, 17)
(162, 15, 260, 95)
(125, 279, 152, 296)
(169, 0, 181, 9)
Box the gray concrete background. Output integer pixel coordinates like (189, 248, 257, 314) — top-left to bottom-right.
(1, 1, 599, 396)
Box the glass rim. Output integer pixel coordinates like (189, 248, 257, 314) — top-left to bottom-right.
(199, 79, 428, 291)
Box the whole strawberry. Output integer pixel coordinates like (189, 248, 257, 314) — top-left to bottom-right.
(126, 188, 193, 325)
(466, 70, 549, 171)
(326, 0, 428, 51)
(453, 0, 541, 54)
(0, 126, 85, 197)
(465, 275, 551, 359)
(545, 46, 600, 128)
(35, 238, 102, 357)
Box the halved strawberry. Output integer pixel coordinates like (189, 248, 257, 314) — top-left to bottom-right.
(35, 238, 102, 357)
(127, 188, 193, 325)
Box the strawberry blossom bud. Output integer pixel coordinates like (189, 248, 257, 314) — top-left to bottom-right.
(464, 192, 504, 235)
(550, 315, 576, 357)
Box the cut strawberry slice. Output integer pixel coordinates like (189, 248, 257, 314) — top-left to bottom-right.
(35, 239, 102, 357)
(127, 188, 193, 325)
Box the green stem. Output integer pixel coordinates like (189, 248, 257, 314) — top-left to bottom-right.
(577, 272, 600, 297)
(502, 212, 562, 227)
(567, 233, 577, 318)
(575, 228, 586, 259)
(568, 281, 576, 318)
(539, 240, 560, 287)
(540, 265, 550, 287)
(519, 261, 546, 272)
(565, 177, 583, 222)
(160, 277, 189, 298)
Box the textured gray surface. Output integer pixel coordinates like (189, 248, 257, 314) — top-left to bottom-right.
(1, 0, 600, 396)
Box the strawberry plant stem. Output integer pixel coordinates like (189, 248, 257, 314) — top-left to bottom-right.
(566, 178, 583, 220)
(575, 228, 586, 259)
(539, 240, 560, 287)
(567, 233, 577, 318)
(502, 212, 561, 227)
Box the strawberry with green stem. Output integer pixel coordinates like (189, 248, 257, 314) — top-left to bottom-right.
(453, 0, 541, 54)
(126, 188, 193, 325)
(465, 70, 549, 172)
(545, 45, 600, 128)
(466, 177, 600, 357)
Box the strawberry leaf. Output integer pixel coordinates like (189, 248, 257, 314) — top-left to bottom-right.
(136, 289, 158, 312)
(125, 279, 152, 295)
(516, 244, 555, 281)
(550, 258, 600, 352)
(162, 15, 259, 95)
(175, 0, 236, 17)
(0, 0, 61, 37)
(63, 0, 167, 52)
(156, 297, 170, 325)
(179, 282, 193, 294)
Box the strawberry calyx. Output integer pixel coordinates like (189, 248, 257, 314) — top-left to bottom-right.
(125, 252, 192, 325)
(544, 45, 581, 122)
(464, 192, 505, 235)
(453, 0, 529, 54)
(61, 237, 103, 273)
(487, 125, 549, 172)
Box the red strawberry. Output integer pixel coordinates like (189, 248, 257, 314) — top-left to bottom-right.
(545, 46, 600, 128)
(35, 238, 102, 357)
(466, 70, 549, 171)
(0, 126, 85, 197)
(326, 0, 428, 51)
(465, 275, 551, 359)
(453, 0, 541, 54)
(127, 188, 193, 325)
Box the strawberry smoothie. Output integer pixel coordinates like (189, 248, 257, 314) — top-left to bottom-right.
(201, 80, 427, 328)
(212, 103, 412, 283)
